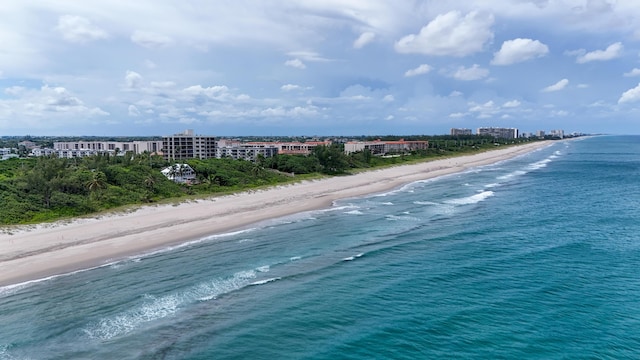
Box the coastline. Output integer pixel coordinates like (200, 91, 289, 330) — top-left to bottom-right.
(0, 141, 551, 287)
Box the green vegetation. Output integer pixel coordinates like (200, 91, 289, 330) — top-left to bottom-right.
(0, 137, 538, 225)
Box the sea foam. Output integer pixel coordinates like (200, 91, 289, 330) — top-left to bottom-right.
(444, 191, 494, 205)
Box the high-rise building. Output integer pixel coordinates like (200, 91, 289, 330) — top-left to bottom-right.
(450, 128, 472, 136)
(477, 127, 519, 139)
(162, 129, 216, 161)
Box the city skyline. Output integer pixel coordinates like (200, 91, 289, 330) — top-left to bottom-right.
(2, 1, 640, 136)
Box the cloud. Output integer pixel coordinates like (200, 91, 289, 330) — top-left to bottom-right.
(395, 11, 494, 57)
(468, 100, 499, 118)
(451, 64, 489, 81)
(449, 91, 463, 97)
(503, 100, 521, 108)
(131, 30, 173, 48)
(281, 84, 301, 91)
(575, 42, 623, 63)
(4, 86, 26, 96)
(0, 85, 109, 123)
(618, 83, 640, 103)
(449, 112, 466, 118)
(128, 105, 140, 116)
(124, 71, 143, 89)
(182, 85, 230, 99)
(624, 68, 640, 77)
(542, 78, 569, 92)
(286, 51, 331, 62)
(285, 58, 306, 69)
(56, 15, 108, 43)
(491, 38, 549, 65)
(150, 81, 176, 88)
(382, 94, 395, 102)
(354, 32, 375, 49)
(404, 64, 432, 77)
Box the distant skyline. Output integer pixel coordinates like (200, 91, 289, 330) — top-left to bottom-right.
(2, 1, 640, 136)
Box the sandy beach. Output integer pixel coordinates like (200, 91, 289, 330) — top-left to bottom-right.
(0, 142, 550, 286)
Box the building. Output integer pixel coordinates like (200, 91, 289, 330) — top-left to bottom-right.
(278, 141, 331, 155)
(216, 139, 332, 158)
(451, 128, 473, 136)
(344, 139, 429, 155)
(216, 140, 279, 161)
(477, 127, 519, 139)
(536, 130, 546, 138)
(161, 164, 197, 183)
(162, 129, 216, 161)
(549, 129, 564, 138)
(53, 140, 163, 155)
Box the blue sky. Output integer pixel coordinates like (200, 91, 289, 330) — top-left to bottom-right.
(2, 0, 640, 136)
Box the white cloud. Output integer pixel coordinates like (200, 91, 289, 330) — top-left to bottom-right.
(449, 91, 463, 97)
(491, 38, 549, 65)
(503, 100, 521, 108)
(385, 115, 394, 121)
(0, 85, 108, 123)
(261, 105, 319, 117)
(449, 112, 466, 118)
(287, 51, 330, 62)
(383, 95, 395, 102)
(468, 100, 499, 119)
(575, 42, 623, 63)
(354, 32, 375, 49)
(4, 86, 26, 96)
(624, 68, 640, 77)
(150, 81, 176, 89)
(124, 71, 143, 89)
(618, 83, 640, 103)
(131, 30, 173, 48)
(128, 105, 140, 116)
(542, 78, 569, 92)
(56, 15, 108, 43)
(404, 64, 432, 77)
(281, 84, 301, 91)
(452, 64, 489, 81)
(182, 85, 229, 98)
(395, 11, 494, 57)
(285, 58, 306, 69)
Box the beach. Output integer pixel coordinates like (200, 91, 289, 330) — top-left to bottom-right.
(0, 142, 549, 286)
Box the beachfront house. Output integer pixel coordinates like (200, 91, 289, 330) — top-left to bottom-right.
(161, 164, 196, 184)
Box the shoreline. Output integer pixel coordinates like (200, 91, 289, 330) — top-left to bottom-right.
(0, 141, 551, 287)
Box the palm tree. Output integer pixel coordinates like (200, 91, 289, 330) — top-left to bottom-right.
(144, 175, 156, 190)
(86, 171, 107, 200)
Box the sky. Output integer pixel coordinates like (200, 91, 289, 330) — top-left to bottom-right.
(2, 0, 640, 136)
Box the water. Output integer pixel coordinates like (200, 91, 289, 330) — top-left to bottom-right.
(2, 135, 640, 359)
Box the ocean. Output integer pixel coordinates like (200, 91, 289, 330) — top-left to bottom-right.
(1, 135, 640, 359)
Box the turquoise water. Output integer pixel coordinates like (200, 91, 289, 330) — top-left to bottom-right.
(2, 135, 640, 359)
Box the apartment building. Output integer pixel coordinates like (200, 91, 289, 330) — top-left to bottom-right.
(450, 128, 473, 136)
(344, 139, 429, 155)
(216, 140, 279, 161)
(53, 140, 163, 154)
(162, 129, 216, 161)
(477, 127, 519, 139)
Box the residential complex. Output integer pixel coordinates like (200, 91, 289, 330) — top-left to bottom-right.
(53, 140, 163, 154)
(1, 126, 570, 162)
(216, 140, 279, 161)
(162, 129, 216, 161)
(450, 128, 473, 136)
(344, 139, 429, 155)
(477, 127, 519, 139)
